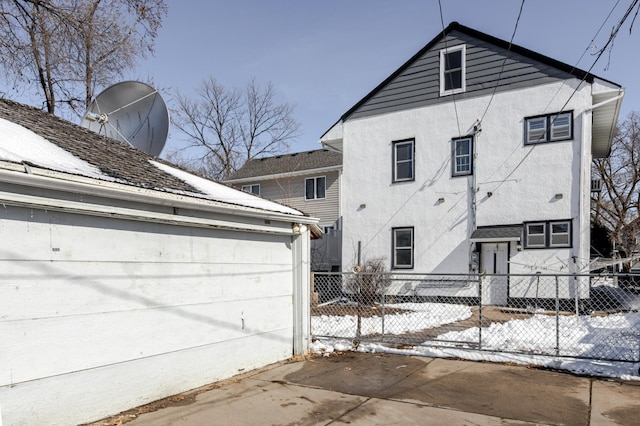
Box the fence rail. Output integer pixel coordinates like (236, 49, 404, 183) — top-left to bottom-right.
(311, 272, 640, 363)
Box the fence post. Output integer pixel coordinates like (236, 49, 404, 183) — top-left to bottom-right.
(555, 275, 560, 356)
(478, 273, 483, 350)
(574, 274, 579, 315)
(380, 280, 386, 342)
(356, 272, 362, 341)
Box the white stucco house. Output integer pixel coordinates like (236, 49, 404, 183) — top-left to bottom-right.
(0, 98, 316, 425)
(320, 22, 623, 305)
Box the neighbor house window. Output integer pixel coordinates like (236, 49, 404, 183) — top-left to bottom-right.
(241, 184, 260, 195)
(524, 220, 572, 249)
(392, 227, 414, 269)
(440, 45, 466, 96)
(393, 139, 415, 183)
(305, 176, 326, 200)
(452, 136, 473, 176)
(525, 111, 573, 144)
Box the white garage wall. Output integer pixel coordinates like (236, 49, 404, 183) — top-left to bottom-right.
(0, 204, 297, 425)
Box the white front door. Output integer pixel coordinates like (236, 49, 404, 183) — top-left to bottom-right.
(481, 242, 509, 305)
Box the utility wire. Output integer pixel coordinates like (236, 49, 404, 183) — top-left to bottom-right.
(489, 0, 637, 188)
(479, 0, 526, 124)
(556, 0, 638, 115)
(543, 0, 621, 113)
(437, 0, 462, 136)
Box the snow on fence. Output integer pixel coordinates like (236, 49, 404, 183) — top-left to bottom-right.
(311, 272, 640, 363)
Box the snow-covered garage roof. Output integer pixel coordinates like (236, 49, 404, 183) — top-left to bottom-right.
(0, 98, 302, 217)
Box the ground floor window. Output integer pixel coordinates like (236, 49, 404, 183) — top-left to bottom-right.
(392, 227, 414, 269)
(524, 220, 571, 249)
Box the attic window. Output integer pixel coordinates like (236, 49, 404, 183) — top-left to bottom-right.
(440, 45, 466, 96)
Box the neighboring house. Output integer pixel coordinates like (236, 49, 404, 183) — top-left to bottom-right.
(320, 22, 623, 305)
(226, 149, 342, 272)
(0, 98, 316, 425)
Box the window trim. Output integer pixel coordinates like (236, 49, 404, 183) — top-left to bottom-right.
(241, 184, 260, 195)
(392, 227, 414, 269)
(452, 136, 473, 177)
(439, 44, 466, 96)
(305, 176, 326, 200)
(524, 111, 573, 145)
(392, 139, 415, 183)
(524, 220, 572, 249)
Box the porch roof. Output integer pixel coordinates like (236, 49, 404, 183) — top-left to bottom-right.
(471, 225, 522, 242)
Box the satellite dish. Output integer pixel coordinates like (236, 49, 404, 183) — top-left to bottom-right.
(81, 81, 169, 156)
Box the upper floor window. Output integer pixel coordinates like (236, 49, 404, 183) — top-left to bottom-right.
(524, 220, 572, 249)
(440, 45, 466, 96)
(392, 227, 414, 269)
(525, 111, 573, 145)
(242, 184, 260, 195)
(393, 139, 415, 183)
(452, 136, 473, 176)
(305, 176, 326, 200)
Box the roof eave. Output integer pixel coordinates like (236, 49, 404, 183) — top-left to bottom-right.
(0, 163, 317, 225)
(591, 88, 624, 158)
(225, 164, 342, 184)
(325, 21, 614, 130)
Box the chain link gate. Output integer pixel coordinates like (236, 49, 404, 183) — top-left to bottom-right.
(311, 272, 640, 363)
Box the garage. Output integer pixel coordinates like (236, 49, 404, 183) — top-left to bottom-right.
(0, 99, 315, 425)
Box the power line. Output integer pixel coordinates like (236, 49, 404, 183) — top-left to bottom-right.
(479, 0, 526, 124)
(556, 0, 638, 115)
(486, 1, 637, 189)
(543, 0, 622, 113)
(437, 0, 462, 137)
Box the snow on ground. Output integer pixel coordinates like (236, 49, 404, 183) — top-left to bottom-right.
(0, 117, 107, 179)
(312, 302, 472, 336)
(150, 160, 302, 216)
(311, 303, 640, 380)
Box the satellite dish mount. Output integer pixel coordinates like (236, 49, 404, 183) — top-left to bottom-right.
(81, 81, 170, 156)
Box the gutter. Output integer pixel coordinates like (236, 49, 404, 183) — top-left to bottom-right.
(225, 165, 342, 184)
(0, 165, 318, 232)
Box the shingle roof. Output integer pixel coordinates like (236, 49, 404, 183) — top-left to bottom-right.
(0, 98, 305, 216)
(470, 225, 523, 241)
(227, 149, 342, 181)
(0, 98, 197, 193)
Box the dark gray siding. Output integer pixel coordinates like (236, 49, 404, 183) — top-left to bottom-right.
(348, 30, 579, 120)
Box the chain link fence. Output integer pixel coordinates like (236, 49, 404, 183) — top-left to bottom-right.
(311, 272, 640, 363)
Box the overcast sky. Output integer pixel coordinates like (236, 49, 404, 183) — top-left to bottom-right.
(8, 0, 640, 156)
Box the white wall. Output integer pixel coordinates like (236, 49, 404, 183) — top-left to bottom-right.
(0, 203, 299, 425)
(341, 80, 593, 275)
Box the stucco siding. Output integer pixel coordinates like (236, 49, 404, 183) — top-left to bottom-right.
(0, 204, 295, 425)
(341, 79, 592, 275)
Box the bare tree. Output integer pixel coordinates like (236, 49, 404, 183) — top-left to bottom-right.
(169, 76, 300, 180)
(0, 0, 167, 116)
(592, 111, 640, 270)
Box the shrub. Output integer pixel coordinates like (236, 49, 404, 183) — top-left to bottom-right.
(346, 257, 391, 306)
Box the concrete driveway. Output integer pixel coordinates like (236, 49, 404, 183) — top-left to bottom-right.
(101, 352, 640, 425)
